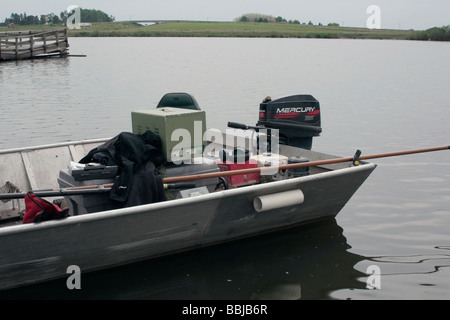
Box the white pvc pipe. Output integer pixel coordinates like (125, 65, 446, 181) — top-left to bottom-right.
(253, 189, 304, 213)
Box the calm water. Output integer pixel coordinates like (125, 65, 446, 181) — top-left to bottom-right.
(0, 37, 449, 300)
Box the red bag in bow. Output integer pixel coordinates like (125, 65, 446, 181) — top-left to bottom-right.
(23, 192, 69, 224)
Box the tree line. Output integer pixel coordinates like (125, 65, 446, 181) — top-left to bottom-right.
(2, 8, 114, 26)
(234, 13, 340, 27)
(409, 25, 450, 41)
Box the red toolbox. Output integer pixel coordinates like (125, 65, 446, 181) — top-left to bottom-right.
(217, 160, 260, 188)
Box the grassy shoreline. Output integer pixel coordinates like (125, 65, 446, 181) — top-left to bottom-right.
(0, 21, 441, 40)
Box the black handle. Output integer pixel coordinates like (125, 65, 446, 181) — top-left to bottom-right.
(164, 183, 197, 189)
(227, 122, 249, 130)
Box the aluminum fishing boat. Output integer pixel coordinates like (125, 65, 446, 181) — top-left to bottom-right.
(0, 94, 376, 291)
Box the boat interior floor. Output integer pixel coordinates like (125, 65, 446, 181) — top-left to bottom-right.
(0, 164, 333, 229)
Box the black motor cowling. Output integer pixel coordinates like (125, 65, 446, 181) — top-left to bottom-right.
(257, 95, 322, 150)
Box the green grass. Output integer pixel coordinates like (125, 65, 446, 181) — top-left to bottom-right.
(0, 21, 426, 40)
(68, 21, 418, 39)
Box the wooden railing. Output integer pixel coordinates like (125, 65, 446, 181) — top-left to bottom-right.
(0, 28, 69, 61)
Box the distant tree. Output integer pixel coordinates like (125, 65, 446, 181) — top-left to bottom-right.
(235, 14, 302, 24)
(80, 8, 114, 22)
(328, 22, 340, 27)
(240, 15, 249, 22)
(46, 13, 57, 24)
(234, 13, 275, 23)
(3, 8, 114, 26)
(275, 16, 287, 23)
(23, 14, 38, 25)
(51, 14, 60, 24)
(4, 12, 41, 25)
(428, 26, 450, 40)
(414, 25, 450, 41)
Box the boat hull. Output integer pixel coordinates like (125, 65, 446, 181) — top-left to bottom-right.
(0, 162, 375, 291)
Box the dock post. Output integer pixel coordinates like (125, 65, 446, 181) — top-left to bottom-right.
(14, 36, 18, 60)
(43, 33, 47, 53)
(30, 35, 34, 57)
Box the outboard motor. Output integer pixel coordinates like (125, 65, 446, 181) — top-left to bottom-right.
(257, 95, 322, 150)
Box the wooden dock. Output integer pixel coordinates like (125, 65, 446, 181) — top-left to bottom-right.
(0, 28, 69, 61)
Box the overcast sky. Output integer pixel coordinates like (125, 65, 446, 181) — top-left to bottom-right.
(2, 0, 449, 30)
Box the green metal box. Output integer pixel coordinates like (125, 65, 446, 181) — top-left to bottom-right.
(131, 107, 206, 163)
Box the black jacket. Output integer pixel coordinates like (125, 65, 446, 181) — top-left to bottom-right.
(79, 130, 166, 204)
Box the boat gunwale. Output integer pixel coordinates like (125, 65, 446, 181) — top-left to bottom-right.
(0, 162, 376, 236)
(0, 138, 111, 155)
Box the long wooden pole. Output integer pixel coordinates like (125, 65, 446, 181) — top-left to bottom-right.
(162, 145, 449, 183)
